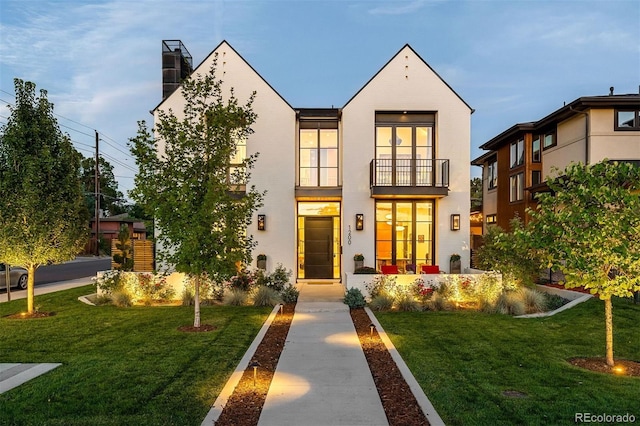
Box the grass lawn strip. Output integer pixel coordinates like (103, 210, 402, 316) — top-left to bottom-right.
(374, 297, 640, 426)
(0, 285, 271, 425)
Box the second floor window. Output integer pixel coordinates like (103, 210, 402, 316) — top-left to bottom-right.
(615, 110, 640, 130)
(229, 136, 247, 186)
(510, 139, 524, 168)
(510, 172, 524, 202)
(532, 136, 541, 163)
(487, 159, 497, 189)
(543, 131, 556, 149)
(299, 126, 338, 187)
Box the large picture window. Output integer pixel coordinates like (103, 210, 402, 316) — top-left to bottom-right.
(299, 123, 338, 187)
(375, 201, 434, 273)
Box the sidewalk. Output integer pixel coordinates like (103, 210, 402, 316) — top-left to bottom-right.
(0, 277, 94, 303)
(257, 283, 388, 425)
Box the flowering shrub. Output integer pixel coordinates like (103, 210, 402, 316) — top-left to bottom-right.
(412, 278, 436, 303)
(95, 271, 176, 305)
(228, 269, 254, 292)
(365, 275, 398, 299)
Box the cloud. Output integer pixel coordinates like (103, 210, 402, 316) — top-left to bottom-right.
(368, 0, 442, 15)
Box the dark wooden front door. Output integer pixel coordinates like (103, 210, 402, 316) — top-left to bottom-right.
(304, 217, 333, 279)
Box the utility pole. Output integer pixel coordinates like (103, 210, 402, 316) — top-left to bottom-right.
(94, 131, 100, 256)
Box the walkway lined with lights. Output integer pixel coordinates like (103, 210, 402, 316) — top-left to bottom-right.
(257, 282, 388, 425)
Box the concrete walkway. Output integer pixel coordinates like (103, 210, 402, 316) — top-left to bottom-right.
(257, 283, 388, 426)
(0, 363, 62, 394)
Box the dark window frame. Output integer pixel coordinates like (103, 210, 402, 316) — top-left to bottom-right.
(487, 159, 498, 190)
(486, 214, 497, 224)
(509, 172, 524, 203)
(542, 130, 556, 150)
(532, 136, 541, 163)
(510, 138, 525, 169)
(615, 109, 640, 130)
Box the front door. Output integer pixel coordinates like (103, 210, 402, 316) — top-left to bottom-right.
(304, 217, 333, 279)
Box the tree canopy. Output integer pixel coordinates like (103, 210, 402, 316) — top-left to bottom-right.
(525, 161, 640, 366)
(129, 60, 264, 327)
(0, 79, 88, 313)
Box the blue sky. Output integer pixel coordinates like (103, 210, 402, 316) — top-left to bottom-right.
(1, 0, 639, 200)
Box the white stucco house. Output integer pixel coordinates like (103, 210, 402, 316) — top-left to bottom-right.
(155, 40, 472, 282)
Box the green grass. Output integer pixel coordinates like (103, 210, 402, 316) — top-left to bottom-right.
(0, 285, 271, 425)
(375, 297, 640, 426)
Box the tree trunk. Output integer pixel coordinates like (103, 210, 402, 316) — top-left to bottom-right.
(605, 297, 614, 367)
(27, 265, 36, 314)
(193, 274, 201, 328)
(4, 263, 11, 302)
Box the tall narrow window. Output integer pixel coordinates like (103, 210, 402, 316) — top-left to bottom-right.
(532, 136, 541, 163)
(510, 173, 524, 202)
(510, 139, 524, 168)
(229, 135, 247, 187)
(487, 159, 497, 189)
(299, 122, 338, 187)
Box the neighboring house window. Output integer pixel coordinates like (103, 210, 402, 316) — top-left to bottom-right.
(531, 170, 541, 186)
(375, 200, 434, 272)
(510, 172, 524, 202)
(486, 214, 497, 224)
(532, 136, 541, 163)
(510, 139, 524, 168)
(615, 109, 640, 130)
(299, 123, 338, 187)
(375, 112, 435, 186)
(487, 159, 497, 190)
(542, 130, 556, 150)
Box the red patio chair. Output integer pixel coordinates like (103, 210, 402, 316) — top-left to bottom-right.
(421, 265, 440, 274)
(381, 265, 399, 275)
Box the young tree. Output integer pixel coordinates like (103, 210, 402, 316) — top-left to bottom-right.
(0, 79, 88, 314)
(112, 224, 134, 271)
(129, 61, 264, 327)
(526, 161, 640, 367)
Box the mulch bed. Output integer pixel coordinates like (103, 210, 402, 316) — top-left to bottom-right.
(569, 357, 640, 377)
(215, 303, 295, 426)
(351, 307, 430, 426)
(5, 311, 55, 319)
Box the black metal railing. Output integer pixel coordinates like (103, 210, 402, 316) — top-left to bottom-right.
(370, 158, 449, 188)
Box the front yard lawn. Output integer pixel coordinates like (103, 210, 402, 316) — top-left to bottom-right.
(375, 296, 640, 426)
(0, 285, 271, 425)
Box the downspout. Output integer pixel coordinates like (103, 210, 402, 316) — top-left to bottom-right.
(570, 107, 590, 164)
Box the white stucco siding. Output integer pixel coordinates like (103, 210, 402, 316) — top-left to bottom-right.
(342, 46, 472, 272)
(155, 42, 297, 275)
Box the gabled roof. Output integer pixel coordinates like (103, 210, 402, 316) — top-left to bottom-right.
(343, 44, 473, 112)
(152, 40, 294, 113)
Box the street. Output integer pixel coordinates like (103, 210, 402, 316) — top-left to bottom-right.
(35, 257, 111, 285)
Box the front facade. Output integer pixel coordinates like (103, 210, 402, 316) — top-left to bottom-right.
(156, 41, 472, 279)
(473, 93, 640, 233)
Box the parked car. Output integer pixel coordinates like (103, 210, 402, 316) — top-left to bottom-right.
(0, 264, 28, 290)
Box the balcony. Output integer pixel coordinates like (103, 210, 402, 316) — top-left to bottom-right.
(370, 158, 449, 198)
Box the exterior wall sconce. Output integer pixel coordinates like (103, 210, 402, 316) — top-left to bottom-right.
(355, 214, 364, 231)
(450, 214, 460, 231)
(257, 214, 266, 231)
